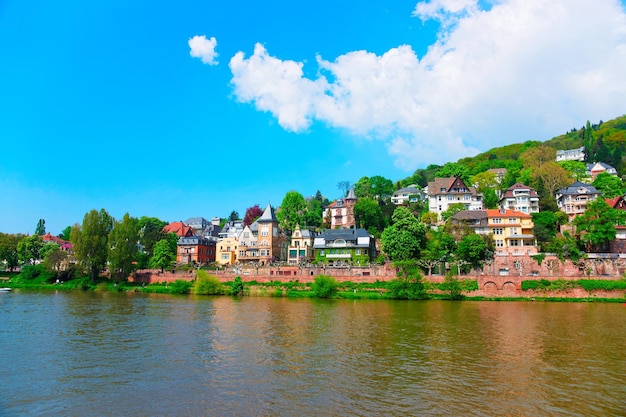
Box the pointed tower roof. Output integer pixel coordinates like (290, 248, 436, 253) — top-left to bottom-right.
(257, 203, 278, 223)
(345, 186, 357, 200)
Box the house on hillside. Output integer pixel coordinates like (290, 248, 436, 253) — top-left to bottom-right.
(237, 204, 287, 264)
(287, 224, 316, 264)
(177, 235, 216, 265)
(163, 221, 194, 237)
(556, 181, 600, 220)
(555, 146, 585, 162)
(427, 176, 483, 220)
(216, 236, 239, 266)
(219, 220, 244, 239)
(452, 209, 537, 255)
(313, 228, 376, 266)
(391, 185, 425, 205)
(323, 187, 358, 229)
(185, 216, 222, 241)
(498, 183, 540, 214)
(586, 162, 618, 179)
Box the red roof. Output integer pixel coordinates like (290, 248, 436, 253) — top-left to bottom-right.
(41, 233, 70, 246)
(163, 221, 194, 237)
(485, 209, 531, 218)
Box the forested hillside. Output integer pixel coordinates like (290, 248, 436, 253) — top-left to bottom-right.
(399, 114, 626, 188)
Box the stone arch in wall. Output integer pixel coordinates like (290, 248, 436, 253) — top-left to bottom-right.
(484, 281, 497, 292)
(502, 281, 517, 293)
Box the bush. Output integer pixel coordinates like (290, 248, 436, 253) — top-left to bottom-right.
(170, 280, 193, 294)
(442, 273, 463, 300)
(192, 270, 222, 295)
(230, 276, 244, 296)
(386, 276, 428, 300)
(311, 275, 339, 298)
(19, 264, 55, 282)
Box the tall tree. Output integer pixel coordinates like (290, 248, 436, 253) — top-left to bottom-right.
(34, 219, 46, 236)
(592, 172, 624, 198)
(435, 163, 470, 184)
(305, 198, 323, 229)
(337, 180, 352, 197)
(354, 176, 394, 199)
(108, 213, 140, 280)
(17, 234, 45, 265)
(353, 198, 386, 237)
(0, 233, 23, 271)
(228, 210, 239, 221)
(535, 162, 571, 198)
(381, 207, 427, 261)
(58, 226, 72, 241)
(149, 237, 177, 272)
(138, 216, 168, 259)
(456, 234, 489, 272)
(519, 146, 556, 170)
(574, 198, 625, 252)
(243, 204, 264, 226)
(277, 191, 307, 235)
(71, 209, 113, 283)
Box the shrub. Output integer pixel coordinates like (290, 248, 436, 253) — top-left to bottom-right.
(386, 275, 427, 300)
(170, 280, 193, 294)
(311, 275, 339, 298)
(442, 273, 463, 300)
(230, 276, 244, 296)
(192, 270, 222, 295)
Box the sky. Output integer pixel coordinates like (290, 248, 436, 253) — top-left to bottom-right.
(1, 0, 626, 235)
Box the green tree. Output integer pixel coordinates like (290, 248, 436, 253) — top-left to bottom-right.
(304, 198, 323, 229)
(482, 188, 499, 209)
(381, 207, 427, 261)
(17, 234, 45, 265)
(0, 233, 24, 271)
(535, 161, 571, 198)
(574, 198, 625, 252)
(277, 191, 307, 235)
(519, 145, 556, 170)
(559, 160, 588, 181)
(456, 233, 488, 272)
(386, 260, 427, 300)
(58, 226, 72, 241)
(435, 163, 470, 184)
(592, 172, 624, 198)
(34, 219, 46, 236)
(43, 246, 68, 272)
(71, 208, 114, 283)
(532, 211, 567, 250)
(108, 213, 140, 280)
(230, 276, 244, 295)
(441, 203, 466, 222)
(354, 175, 394, 199)
(192, 270, 222, 295)
(229, 210, 239, 221)
(138, 217, 168, 258)
(353, 198, 386, 237)
(149, 236, 177, 272)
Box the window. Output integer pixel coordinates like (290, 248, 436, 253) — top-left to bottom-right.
(221, 254, 229, 260)
(510, 239, 519, 246)
(261, 226, 269, 236)
(356, 249, 361, 255)
(239, 250, 245, 257)
(447, 195, 454, 201)
(243, 232, 249, 238)
(260, 249, 269, 256)
(493, 228, 503, 235)
(509, 228, 518, 235)
(508, 218, 516, 223)
(492, 218, 502, 224)
(261, 240, 269, 246)
(495, 239, 504, 247)
(463, 194, 471, 201)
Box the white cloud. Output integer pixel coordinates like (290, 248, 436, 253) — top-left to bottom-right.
(189, 35, 218, 65)
(228, 0, 626, 170)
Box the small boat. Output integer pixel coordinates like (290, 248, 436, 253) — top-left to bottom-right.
(0, 288, 12, 292)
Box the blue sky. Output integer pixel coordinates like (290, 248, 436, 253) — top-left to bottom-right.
(1, 0, 626, 235)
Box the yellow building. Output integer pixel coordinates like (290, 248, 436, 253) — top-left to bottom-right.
(216, 236, 238, 266)
(486, 209, 537, 255)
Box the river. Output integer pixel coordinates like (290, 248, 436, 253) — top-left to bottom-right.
(1, 290, 625, 416)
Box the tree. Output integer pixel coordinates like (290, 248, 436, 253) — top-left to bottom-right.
(43, 246, 68, 272)
(483, 188, 499, 209)
(456, 233, 488, 272)
(532, 211, 567, 250)
(149, 237, 177, 272)
(58, 226, 72, 241)
(243, 204, 263, 226)
(535, 162, 571, 198)
(471, 171, 498, 194)
(71, 209, 114, 283)
(354, 175, 394, 199)
(592, 172, 624, 198)
(353, 198, 386, 237)
(34, 219, 46, 236)
(435, 163, 470, 184)
(337, 181, 352, 197)
(381, 207, 427, 261)
(559, 161, 588, 181)
(386, 260, 427, 300)
(229, 210, 239, 221)
(0, 233, 24, 271)
(277, 191, 307, 235)
(574, 198, 625, 252)
(519, 146, 556, 170)
(17, 234, 45, 265)
(108, 213, 140, 280)
(311, 275, 339, 298)
(441, 203, 466, 222)
(138, 216, 168, 257)
(305, 198, 323, 229)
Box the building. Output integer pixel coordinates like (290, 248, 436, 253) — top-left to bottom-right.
(586, 162, 618, 179)
(324, 187, 358, 229)
(177, 235, 216, 265)
(216, 236, 239, 266)
(427, 176, 483, 220)
(163, 221, 194, 237)
(287, 224, 316, 265)
(498, 183, 540, 214)
(313, 228, 376, 265)
(487, 168, 507, 185)
(185, 216, 222, 241)
(237, 204, 287, 264)
(452, 209, 537, 255)
(555, 146, 585, 162)
(556, 181, 601, 220)
(391, 185, 425, 205)
(219, 220, 244, 239)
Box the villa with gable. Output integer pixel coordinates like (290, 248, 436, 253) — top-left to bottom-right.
(427, 176, 483, 220)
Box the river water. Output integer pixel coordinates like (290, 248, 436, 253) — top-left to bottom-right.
(1, 290, 625, 416)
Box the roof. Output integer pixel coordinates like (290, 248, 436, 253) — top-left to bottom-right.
(345, 187, 357, 200)
(485, 209, 531, 218)
(557, 181, 600, 196)
(177, 235, 214, 245)
(394, 185, 421, 195)
(500, 183, 539, 199)
(427, 176, 477, 195)
(163, 221, 194, 237)
(257, 204, 278, 223)
(452, 210, 488, 221)
(606, 196, 626, 209)
(316, 228, 370, 241)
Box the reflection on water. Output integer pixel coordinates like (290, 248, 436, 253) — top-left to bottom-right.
(1, 291, 625, 416)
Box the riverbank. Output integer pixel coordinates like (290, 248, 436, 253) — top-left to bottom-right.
(3, 271, 626, 302)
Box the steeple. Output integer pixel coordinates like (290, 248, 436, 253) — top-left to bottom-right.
(257, 203, 278, 223)
(345, 186, 357, 200)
